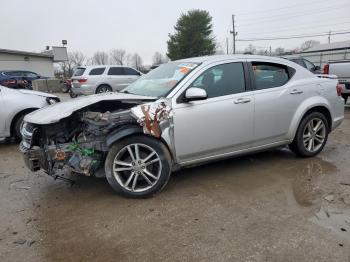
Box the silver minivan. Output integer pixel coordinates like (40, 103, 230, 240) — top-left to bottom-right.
(71, 65, 142, 95)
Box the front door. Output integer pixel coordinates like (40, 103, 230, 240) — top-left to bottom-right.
(173, 62, 254, 164)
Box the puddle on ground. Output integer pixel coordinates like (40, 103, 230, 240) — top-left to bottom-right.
(291, 159, 338, 207)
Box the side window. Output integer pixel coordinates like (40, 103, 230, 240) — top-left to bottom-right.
(89, 67, 105, 75)
(124, 68, 140, 76)
(26, 72, 39, 78)
(290, 59, 305, 67)
(191, 62, 246, 98)
(304, 59, 315, 71)
(108, 67, 124, 75)
(251, 62, 290, 90)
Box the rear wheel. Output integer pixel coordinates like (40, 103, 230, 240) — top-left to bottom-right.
(289, 112, 329, 157)
(105, 136, 172, 198)
(96, 85, 112, 94)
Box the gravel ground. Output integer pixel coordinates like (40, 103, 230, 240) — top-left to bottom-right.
(0, 96, 349, 262)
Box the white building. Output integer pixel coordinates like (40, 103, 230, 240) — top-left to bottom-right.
(283, 40, 350, 67)
(0, 47, 67, 77)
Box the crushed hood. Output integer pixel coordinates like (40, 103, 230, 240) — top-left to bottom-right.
(24, 92, 156, 125)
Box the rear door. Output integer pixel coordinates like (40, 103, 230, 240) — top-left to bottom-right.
(248, 60, 306, 145)
(107, 67, 129, 91)
(123, 67, 141, 85)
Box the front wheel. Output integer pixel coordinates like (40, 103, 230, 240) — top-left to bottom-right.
(105, 136, 172, 198)
(289, 112, 329, 157)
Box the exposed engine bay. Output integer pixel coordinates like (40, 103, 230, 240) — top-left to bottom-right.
(20, 97, 173, 182)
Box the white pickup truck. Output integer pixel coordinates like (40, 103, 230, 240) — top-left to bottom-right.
(323, 60, 350, 103)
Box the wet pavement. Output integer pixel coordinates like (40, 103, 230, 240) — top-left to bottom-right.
(0, 104, 349, 262)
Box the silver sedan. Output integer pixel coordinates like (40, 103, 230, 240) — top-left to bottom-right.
(21, 55, 344, 197)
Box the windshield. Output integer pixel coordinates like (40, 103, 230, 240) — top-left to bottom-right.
(121, 62, 199, 97)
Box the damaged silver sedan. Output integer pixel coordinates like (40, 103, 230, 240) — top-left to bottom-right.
(20, 55, 344, 198)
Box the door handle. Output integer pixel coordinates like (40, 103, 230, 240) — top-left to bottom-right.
(290, 89, 303, 95)
(234, 98, 251, 104)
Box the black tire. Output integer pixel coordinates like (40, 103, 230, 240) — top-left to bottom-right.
(289, 112, 329, 157)
(105, 135, 172, 198)
(13, 114, 25, 142)
(69, 90, 78, 98)
(96, 85, 112, 94)
(342, 94, 348, 104)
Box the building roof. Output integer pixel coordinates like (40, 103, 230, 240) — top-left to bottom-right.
(303, 40, 350, 53)
(0, 48, 53, 58)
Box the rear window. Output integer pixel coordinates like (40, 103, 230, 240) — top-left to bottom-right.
(73, 67, 86, 76)
(108, 67, 124, 75)
(252, 62, 292, 90)
(124, 68, 140, 76)
(89, 67, 105, 75)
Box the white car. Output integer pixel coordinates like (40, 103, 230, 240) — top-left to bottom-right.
(0, 85, 59, 140)
(71, 65, 142, 96)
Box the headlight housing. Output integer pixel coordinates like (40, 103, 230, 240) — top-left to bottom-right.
(46, 97, 60, 105)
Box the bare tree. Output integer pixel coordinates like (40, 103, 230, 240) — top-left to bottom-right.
(152, 52, 166, 65)
(300, 40, 320, 51)
(130, 53, 143, 70)
(59, 51, 87, 78)
(92, 51, 109, 65)
(274, 47, 285, 56)
(244, 44, 257, 54)
(69, 51, 86, 66)
(110, 49, 127, 65)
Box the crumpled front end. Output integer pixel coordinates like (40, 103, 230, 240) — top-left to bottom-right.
(20, 98, 176, 180)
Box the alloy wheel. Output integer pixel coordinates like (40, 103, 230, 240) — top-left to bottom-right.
(303, 118, 326, 153)
(112, 143, 162, 192)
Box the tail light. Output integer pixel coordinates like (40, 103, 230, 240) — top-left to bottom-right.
(336, 83, 342, 96)
(323, 64, 329, 74)
(78, 78, 87, 83)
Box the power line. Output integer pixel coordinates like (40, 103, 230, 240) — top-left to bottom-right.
(236, 0, 345, 16)
(236, 30, 350, 41)
(239, 20, 350, 37)
(238, 3, 348, 22)
(237, 8, 348, 27)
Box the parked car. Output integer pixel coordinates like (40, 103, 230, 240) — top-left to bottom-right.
(288, 58, 322, 74)
(323, 60, 350, 103)
(71, 65, 142, 96)
(20, 55, 344, 198)
(0, 70, 48, 89)
(0, 85, 60, 140)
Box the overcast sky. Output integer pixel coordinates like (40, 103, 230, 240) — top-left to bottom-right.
(1, 0, 349, 64)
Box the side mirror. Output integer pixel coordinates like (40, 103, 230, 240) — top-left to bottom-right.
(314, 66, 321, 71)
(184, 87, 207, 102)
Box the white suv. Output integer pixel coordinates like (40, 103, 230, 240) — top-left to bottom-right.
(71, 65, 142, 95)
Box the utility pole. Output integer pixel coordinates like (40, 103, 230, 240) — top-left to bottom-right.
(328, 30, 331, 44)
(230, 15, 238, 54)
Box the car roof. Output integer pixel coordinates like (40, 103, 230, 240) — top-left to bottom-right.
(175, 54, 294, 64)
(76, 65, 130, 69)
